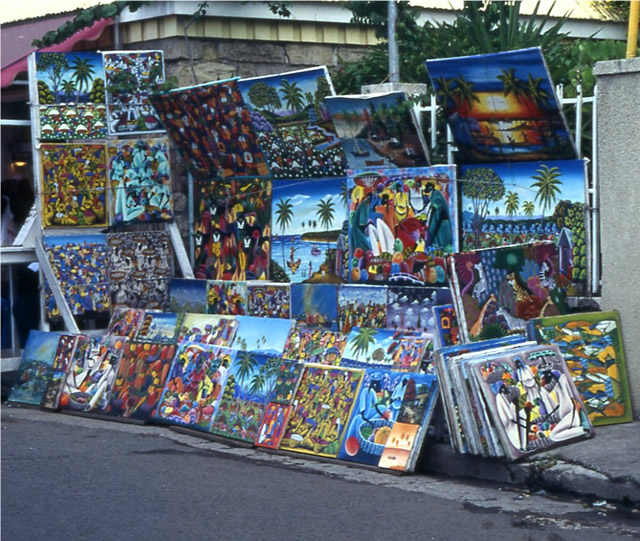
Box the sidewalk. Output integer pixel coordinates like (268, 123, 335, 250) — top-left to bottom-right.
(420, 421, 640, 506)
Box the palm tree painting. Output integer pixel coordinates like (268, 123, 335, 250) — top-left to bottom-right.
(522, 201, 535, 217)
(70, 56, 97, 106)
(316, 197, 335, 250)
(279, 80, 305, 115)
(275, 197, 294, 269)
(347, 327, 379, 360)
(505, 191, 520, 221)
(531, 164, 562, 225)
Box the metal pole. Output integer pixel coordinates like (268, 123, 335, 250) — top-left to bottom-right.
(591, 84, 600, 295)
(627, 0, 639, 59)
(430, 94, 437, 151)
(388, 0, 399, 83)
(575, 83, 583, 157)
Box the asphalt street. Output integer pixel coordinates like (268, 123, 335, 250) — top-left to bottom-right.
(2, 407, 639, 541)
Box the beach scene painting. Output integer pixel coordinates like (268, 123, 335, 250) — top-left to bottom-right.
(272, 178, 347, 283)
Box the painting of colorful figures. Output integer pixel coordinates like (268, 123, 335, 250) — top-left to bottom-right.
(426, 47, 578, 164)
(472, 344, 593, 461)
(272, 178, 347, 283)
(178, 314, 238, 347)
(206, 280, 248, 316)
(41, 334, 84, 409)
(154, 343, 236, 431)
(40, 144, 107, 227)
(530, 311, 633, 425)
(8, 331, 62, 405)
(210, 352, 285, 443)
(432, 304, 461, 348)
(387, 286, 452, 333)
(290, 283, 338, 330)
(238, 66, 346, 180)
(193, 178, 271, 281)
(107, 341, 177, 420)
(135, 312, 182, 344)
(232, 316, 294, 355)
(107, 138, 174, 224)
(107, 307, 145, 340)
(282, 326, 347, 366)
(325, 91, 429, 170)
(149, 79, 269, 181)
(341, 328, 428, 372)
(169, 279, 207, 313)
(36, 52, 107, 139)
(460, 160, 588, 294)
(59, 335, 127, 413)
(103, 50, 165, 135)
(42, 234, 110, 317)
(247, 282, 290, 319)
(347, 166, 456, 286)
(449, 242, 567, 342)
(377, 372, 439, 471)
(338, 285, 387, 334)
(280, 365, 363, 458)
(338, 369, 417, 466)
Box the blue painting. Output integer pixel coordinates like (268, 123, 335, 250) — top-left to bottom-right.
(338, 284, 387, 334)
(232, 316, 294, 355)
(135, 312, 182, 344)
(290, 283, 338, 330)
(169, 278, 208, 313)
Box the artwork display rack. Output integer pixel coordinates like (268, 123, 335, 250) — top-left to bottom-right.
(27, 52, 193, 334)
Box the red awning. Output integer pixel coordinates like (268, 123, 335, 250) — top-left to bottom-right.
(1, 16, 113, 88)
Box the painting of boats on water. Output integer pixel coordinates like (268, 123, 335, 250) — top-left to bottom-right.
(325, 91, 429, 170)
(460, 159, 588, 295)
(271, 178, 347, 283)
(426, 47, 578, 163)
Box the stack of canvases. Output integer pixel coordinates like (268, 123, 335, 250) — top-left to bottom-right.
(423, 47, 634, 460)
(32, 50, 178, 321)
(9, 307, 444, 473)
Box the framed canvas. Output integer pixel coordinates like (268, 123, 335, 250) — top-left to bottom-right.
(337, 284, 388, 334)
(282, 326, 347, 366)
(290, 283, 338, 330)
(206, 280, 248, 316)
(178, 313, 238, 347)
(135, 311, 183, 344)
(41, 333, 84, 409)
(247, 282, 291, 319)
(169, 278, 208, 314)
(232, 316, 294, 355)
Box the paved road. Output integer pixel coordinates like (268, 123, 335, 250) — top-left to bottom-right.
(2, 407, 639, 541)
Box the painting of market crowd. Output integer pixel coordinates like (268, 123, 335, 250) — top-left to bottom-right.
(36, 52, 107, 140)
(460, 159, 587, 294)
(426, 47, 578, 163)
(238, 67, 346, 179)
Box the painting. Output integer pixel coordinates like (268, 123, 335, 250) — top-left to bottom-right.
(347, 166, 456, 285)
(472, 344, 593, 461)
(282, 326, 347, 366)
(387, 286, 452, 332)
(238, 66, 346, 179)
(206, 280, 248, 316)
(40, 143, 107, 228)
(106, 307, 145, 340)
(324, 91, 430, 170)
(103, 50, 165, 135)
(149, 78, 269, 181)
(255, 359, 303, 449)
(178, 314, 238, 347)
(376, 372, 438, 471)
(247, 282, 290, 319)
(232, 316, 294, 355)
(59, 335, 127, 413)
(432, 304, 461, 348)
(529, 310, 633, 425)
(135, 311, 183, 344)
(154, 343, 236, 431)
(169, 279, 208, 313)
(193, 178, 271, 281)
(107, 231, 173, 310)
(341, 328, 428, 372)
(290, 283, 338, 330)
(271, 177, 347, 283)
(42, 234, 110, 318)
(36, 52, 107, 140)
(107, 138, 174, 224)
(8, 330, 62, 406)
(210, 352, 285, 443)
(41, 333, 84, 409)
(280, 365, 363, 458)
(426, 47, 578, 163)
(106, 340, 177, 421)
(338, 284, 387, 334)
(448, 242, 567, 342)
(460, 160, 588, 295)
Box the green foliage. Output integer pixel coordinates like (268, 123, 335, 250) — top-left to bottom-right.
(462, 167, 506, 219)
(38, 80, 55, 104)
(89, 77, 105, 103)
(247, 81, 282, 111)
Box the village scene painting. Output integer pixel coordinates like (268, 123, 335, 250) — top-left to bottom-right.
(36, 52, 107, 139)
(238, 67, 346, 179)
(426, 47, 577, 163)
(325, 91, 430, 170)
(272, 178, 346, 283)
(460, 159, 588, 294)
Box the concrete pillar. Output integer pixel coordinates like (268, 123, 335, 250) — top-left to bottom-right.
(594, 57, 640, 419)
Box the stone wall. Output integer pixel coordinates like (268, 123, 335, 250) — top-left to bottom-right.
(594, 57, 640, 420)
